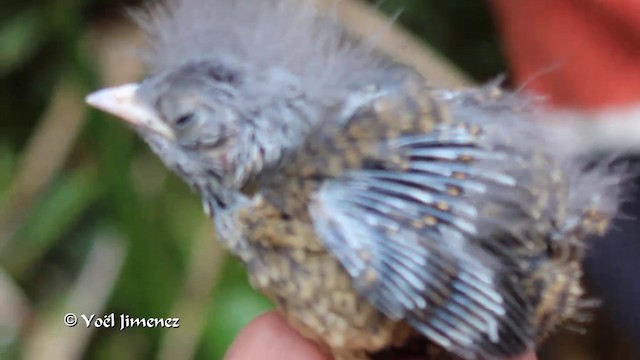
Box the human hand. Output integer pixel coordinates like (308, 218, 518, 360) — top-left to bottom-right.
(225, 311, 537, 360)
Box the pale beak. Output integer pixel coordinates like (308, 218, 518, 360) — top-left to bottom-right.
(86, 83, 175, 140)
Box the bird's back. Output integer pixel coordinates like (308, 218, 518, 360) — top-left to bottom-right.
(252, 76, 618, 359)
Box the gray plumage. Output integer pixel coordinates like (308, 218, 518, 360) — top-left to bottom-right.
(132, 0, 404, 106)
(86, 0, 625, 359)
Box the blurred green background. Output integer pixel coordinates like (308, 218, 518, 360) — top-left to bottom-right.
(0, 1, 636, 360)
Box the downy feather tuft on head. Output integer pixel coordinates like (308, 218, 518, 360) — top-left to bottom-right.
(131, 0, 406, 106)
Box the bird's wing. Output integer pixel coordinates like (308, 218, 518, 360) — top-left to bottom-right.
(304, 85, 562, 358)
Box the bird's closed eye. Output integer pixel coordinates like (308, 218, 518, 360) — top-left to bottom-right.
(174, 113, 195, 128)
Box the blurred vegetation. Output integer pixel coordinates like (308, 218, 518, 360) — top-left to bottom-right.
(0, 1, 634, 360)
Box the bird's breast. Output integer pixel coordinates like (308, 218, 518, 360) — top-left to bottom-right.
(232, 194, 411, 355)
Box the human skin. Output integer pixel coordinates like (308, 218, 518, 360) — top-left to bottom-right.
(225, 311, 538, 360)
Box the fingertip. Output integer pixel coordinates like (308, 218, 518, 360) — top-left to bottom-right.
(225, 311, 332, 360)
(226, 312, 538, 360)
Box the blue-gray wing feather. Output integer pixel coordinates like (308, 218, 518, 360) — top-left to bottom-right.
(309, 123, 539, 359)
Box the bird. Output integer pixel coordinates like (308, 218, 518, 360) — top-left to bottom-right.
(85, 0, 623, 359)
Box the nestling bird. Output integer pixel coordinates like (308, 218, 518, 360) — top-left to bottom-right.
(86, 0, 622, 359)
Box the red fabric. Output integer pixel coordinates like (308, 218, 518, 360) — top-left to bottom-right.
(491, 0, 640, 109)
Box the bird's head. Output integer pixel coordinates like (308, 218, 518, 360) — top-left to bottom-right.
(87, 59, 316, 211)
(85, 0, 403, 212)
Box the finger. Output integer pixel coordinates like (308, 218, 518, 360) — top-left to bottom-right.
(225, 311, 538, 360)
(225, 311, 332, 360)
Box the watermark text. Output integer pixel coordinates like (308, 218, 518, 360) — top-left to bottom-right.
(64, 313, 180, 331)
